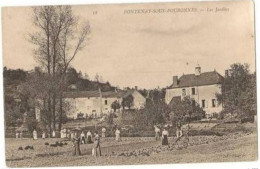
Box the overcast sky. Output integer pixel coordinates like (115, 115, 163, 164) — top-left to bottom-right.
(2, 0, 255, 89)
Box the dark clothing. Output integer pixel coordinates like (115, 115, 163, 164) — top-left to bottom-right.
(162, 135, 169, 145)
(81, 137, 86, 144)
(87, 136, 93, 144)
(73, 137, 81, 156)
(94, 134, 101, 157)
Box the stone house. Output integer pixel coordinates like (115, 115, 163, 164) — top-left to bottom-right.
(165, 65, 224, 118)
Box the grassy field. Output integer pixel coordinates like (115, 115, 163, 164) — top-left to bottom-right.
(5, 128, 257, 168)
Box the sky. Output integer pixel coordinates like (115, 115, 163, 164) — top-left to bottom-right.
(2, 0, 255, 89)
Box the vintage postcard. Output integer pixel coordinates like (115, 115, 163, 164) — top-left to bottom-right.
(2, 0, 257, 168)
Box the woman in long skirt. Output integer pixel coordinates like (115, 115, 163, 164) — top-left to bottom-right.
(115, 128, 121, 141)
(87, 131, 92, 144)
(33, 129, 37, 140)
(162, 128, 169, 146)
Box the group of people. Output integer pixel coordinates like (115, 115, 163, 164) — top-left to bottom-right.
(154, 121, 184, 146)
(18, 123, 184, 157)
(73, 127, 122, 157)
(15, 131, 23, 139)
(72, 130, 102, 156)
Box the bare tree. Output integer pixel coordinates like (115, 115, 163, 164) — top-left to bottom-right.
(30, 6, 90, 132)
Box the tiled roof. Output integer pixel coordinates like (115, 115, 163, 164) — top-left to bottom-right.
(169, 71, 224, 89)
(63, 90, 135, 99)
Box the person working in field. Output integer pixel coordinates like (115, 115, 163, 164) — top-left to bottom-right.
(154, 125, 161, 141)
(102, 127, 106, 138)
(175, 120, 183, 142)
(93, 131, 101, 157)
(87, 130, 93, 144)
(73, 132, 81, 156)
(115, 128, 121, 141)
(162, 128, 169, 146)
(42, 131, 46, 139)
(80, 131, 86, 144)
(33, 129, 38, 140)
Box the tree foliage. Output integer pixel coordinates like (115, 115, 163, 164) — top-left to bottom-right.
(122, 95, 134, 110)
(168, 97, 205, 126)
(111, 100, 121, 112)
(216, 63, 256, 120)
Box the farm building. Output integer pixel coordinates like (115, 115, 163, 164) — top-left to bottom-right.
(35, 89, 146, 120)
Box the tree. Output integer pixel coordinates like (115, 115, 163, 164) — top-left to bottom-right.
(30, 6, 90, 131)
(111, 100, 121, 112)
(217, 63, 256, 121)
(168, 97, 205, 126)
(122, 95, 134, 110)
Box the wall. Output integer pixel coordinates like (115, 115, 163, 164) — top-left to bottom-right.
(65, 97, 122, 119)
(131, 90, 146, 109)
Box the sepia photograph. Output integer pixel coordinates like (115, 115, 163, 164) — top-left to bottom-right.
(1, 0, 257, 168)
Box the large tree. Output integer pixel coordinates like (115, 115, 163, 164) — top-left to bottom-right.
(216, 63, 256, 121)
(29, 6, 90, 132)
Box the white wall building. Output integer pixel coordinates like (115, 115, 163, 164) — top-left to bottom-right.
(63, 89, 146, 119)
(165, 65, 224, 118)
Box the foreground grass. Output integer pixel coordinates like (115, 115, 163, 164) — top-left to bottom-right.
(6, 132, 257, 167)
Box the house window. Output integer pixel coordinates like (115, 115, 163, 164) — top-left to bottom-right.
(182, 89, 186, 96)
(105, 100, 108, 105)
(202, 100, 206, 108)
(191, 88, 196, 95)
(212, 99, 216, 107)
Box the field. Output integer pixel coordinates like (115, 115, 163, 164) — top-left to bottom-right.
(5, 123, 258, 168)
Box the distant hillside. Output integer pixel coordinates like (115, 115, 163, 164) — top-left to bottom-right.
(3, 67, 116, 93)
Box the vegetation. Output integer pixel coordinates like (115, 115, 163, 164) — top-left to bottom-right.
(168, 96, 205, 127)
(216, 63, 256, 122)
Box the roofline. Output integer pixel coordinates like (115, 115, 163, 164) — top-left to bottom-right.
(168, 82, 222, 89)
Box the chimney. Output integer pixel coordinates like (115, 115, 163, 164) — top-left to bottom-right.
(225, 69, 232, 77)
(195, 64, 201, 76)
(172, 76, 178, 87)
(134, 86, 138, 90)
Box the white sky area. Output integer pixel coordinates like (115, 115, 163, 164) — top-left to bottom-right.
(2, 1, 255, 89)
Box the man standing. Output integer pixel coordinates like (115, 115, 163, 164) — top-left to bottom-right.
(73, 133, 81, 156)
(93, 131, 101, 157)
(154, 125, 160, 141)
